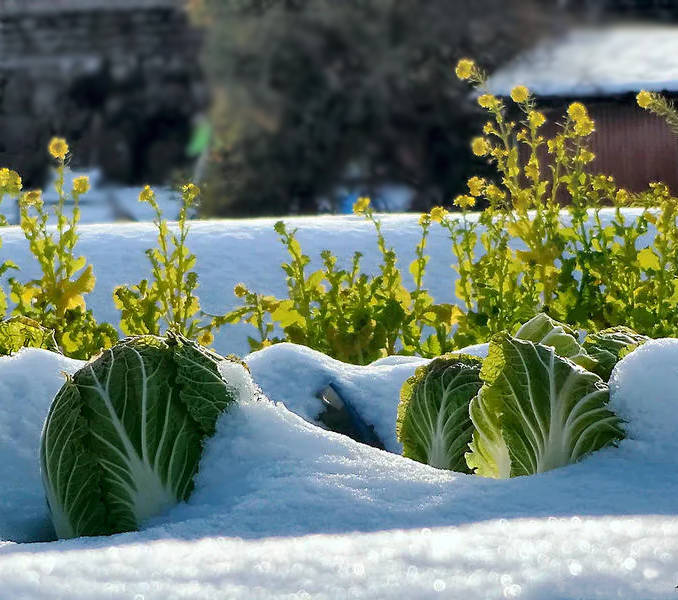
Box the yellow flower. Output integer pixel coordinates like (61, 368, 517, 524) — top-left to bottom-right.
(528, 110, 546, 128)
(353, 196, 371, 215)
(453, 194, 476, 210)
(574, 116, 595, 136)
(482, 121, 496, 135)
(467, 176, 485, 197)
(197, 330, 214, 346)
(0, 168, 22, 195)
(579, 149, 596, 164)
(636, 90, 653, 109)
(234, 283, 248, 298)
(182, 182, 200, 201)
(72, 175, 90, 195)
(139, 185, 155, 204)
(477, 94, 499, 109)
(471, 137, 490, 157)
(485, 184, 505, 203)
(429, 206, 448, 223)
(48, 137, 69, 160)
(418, 213, 431, 227)
(510, 85, 529, 103)
(567, 102, 588, 121)
(21, 190, 42, 208)
(615, 189, 630, 205)
(455, 58, 475, 80)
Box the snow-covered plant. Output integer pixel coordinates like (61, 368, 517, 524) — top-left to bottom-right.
(9, 139, 118, 359)
(466, 333, 625, 478)
(397, 354, 482, 472)
(114, 183, 215, 347)
(40, 332, 248, 539)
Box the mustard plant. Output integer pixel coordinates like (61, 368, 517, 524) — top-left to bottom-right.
(0, 167, 22, 317)
(215, 198, 459, 363)
(8, 139, 118, 359)
(114, 183, 215, 346)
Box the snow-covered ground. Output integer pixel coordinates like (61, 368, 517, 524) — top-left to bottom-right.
(0, 213, 675, 599)
(1, 340, 678, 599)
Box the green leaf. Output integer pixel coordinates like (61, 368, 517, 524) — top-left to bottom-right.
(515, 313, 597, 371)
(397, 354, 483, 472)
(637, 248, 660, 271)
(583, 326, 650, 381)
(0, 316, 58, 355)
(466, 334, 624, 478)
(271, 300, 305, 328)
(40, 333, 246, 539)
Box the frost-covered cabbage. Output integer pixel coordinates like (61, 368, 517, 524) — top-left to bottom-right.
(40, 333, 249, 539)
(466, 334, 624, 478)
(397, 354, 482, 472)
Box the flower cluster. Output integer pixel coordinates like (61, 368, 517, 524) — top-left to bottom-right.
(353, 196, 371, 215)
(567, 102, 595, 136)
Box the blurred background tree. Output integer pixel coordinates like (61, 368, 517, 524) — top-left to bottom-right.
(190, 0, 553, 216)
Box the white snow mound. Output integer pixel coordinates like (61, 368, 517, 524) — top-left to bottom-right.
(610, 337, 678, 451)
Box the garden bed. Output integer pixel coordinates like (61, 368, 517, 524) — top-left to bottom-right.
(0, 216, 676, 599)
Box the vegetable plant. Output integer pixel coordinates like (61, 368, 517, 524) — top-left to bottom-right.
(40, 332, 248, 539)
(0, 316, 58, 355)
(8, 140, 117, 359)
(114, 183, 215, 346)
(397, 314, 628, 478)
(397, 354, 482, 472)
(214, 200, 460, 364)
(467, 332, 624, 478)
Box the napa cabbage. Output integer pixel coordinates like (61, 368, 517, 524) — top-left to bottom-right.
(583, 326, 649, 381)
(515, 313, 596, 371)
(40, 332, 250, 539)
(466, 333, 625, 478)
(397, 354, 483, 472)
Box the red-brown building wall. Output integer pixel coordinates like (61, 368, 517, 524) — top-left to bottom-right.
(546, 102, 678, 193)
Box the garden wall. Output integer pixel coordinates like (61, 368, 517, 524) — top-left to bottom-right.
(0, 0, 207, 185)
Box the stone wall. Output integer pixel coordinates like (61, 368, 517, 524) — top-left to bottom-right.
(0, 0, 207, 186)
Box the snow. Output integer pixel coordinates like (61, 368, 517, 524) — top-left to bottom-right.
(1, 338, 678, 598)
(486, 24, 678, 97)
(610, 338, 678, 455)
(0, 212, 676, 598)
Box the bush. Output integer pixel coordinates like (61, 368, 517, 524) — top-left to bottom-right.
(192, 0, 548, 216)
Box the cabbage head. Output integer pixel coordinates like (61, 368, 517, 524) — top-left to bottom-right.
(40, 332, 248, 539)
(466, 333, 624, 478)
(397, 354, 483, 472)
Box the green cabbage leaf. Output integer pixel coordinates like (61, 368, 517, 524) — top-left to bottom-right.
(515, 313, 596, 371)
(40, 332, 247, 539)
(466, 333, 624, 478)
(397, 354, 483, 472)
(582, 326, 649, 381)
